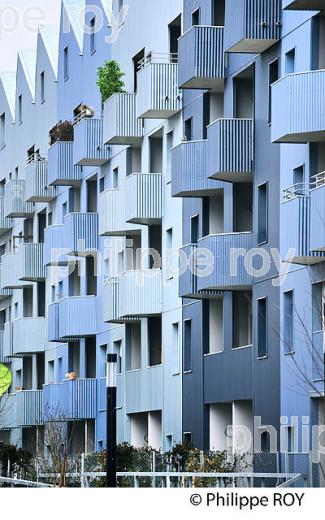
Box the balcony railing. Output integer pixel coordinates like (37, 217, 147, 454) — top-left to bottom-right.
(225, 0, 282, 54)
(44, 224, 68, 266)
(0, 269, 11, 301)
(178, 26, 225, 89)
(11, 318, 47, 357)
(171, 140, 223, 197)
(104, 269, 162, 323)
(208, 118, 254, 182)
(73, 117, 110, 166)
(125, 173, 163, 225)
(0, 253, 31, 290)
(48, 296, 97, 342)
(272, 70, 325, 143)
(283, 0, 325, 9)
(99, 189, 141, 236)
(48, 141, 82, 186)
(125, 366, 163, 414)
(17, 243, 45, 282)
(0, 390, 43, 429)
(103, 93, 143, 145)
(311, 172, 325, 253)
(4, 180, 34, 218)
(25, 158, 56, 202)
(196, 232, 254, 292)
(137, 53, 181, 119)
(64, 212, 98, 256)
(43, 379, 97, 420)
(0, 196, 12, 234)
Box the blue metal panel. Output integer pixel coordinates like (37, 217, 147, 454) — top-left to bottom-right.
(0, 196, 12, 233)
(311, 183, 325, 252)
(99, 189, 141, 236)
(11, 318, 47, 356)
(48, 141, 82, 186)
(125, 173, 163, 225)
(64, 212, 98, 255)
(43, 379, 97, 420)
(178, 26, 225, 89)
(25, 159, 56, 202)
(125, 366, 163, 414)
(73, 118, 110, 166)
(48, 302, 60, 343)
(58, 296, 97, 339)
(0, 391, 43, 429)
(17, 243, 45, 282)
(103, 93, 143, 145)
(44, 224, 67, 266)
(4, 180, 34, 218)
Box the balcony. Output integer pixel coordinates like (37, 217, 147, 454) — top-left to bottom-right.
(104, 269, 162, 323)
(137, 54, 181, 119)
(25, 158, 56, 202)
(208, 119, 254, 182)
(103, 93, 143, 145)
(125, 173, 163, 225)
(43, 379, 97, 420)
(196, 232, 254, 292)
(178, 26, 225, 90)
(73, 117, 110, 166)
(179, 244, 223, 299)
(64, 212, 98, 256)
(0, 253, 31, 290)
(4, 180, 34, 218)
(224, 0, 281, 53)
(0, 391, 43, 429)
(10, 318, 47, 357)
(283, 0, 325, 8)
(171, 140, 223, 198)
(0, 270, 11, 301)
(99, 189, 141, 236)
(272, 70, 325, 143)
(311, 173, 325, 252)
(48, 141, 82, 186)
(48, 296, 97, 342)
(44, 224, 68, 266)
(125, 366, 163, 414)
(0, 196, 12, 234)
(281, 185, 325, 264)
(17, 243, 45, 282)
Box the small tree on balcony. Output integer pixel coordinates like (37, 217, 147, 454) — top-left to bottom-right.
(96, 60, 125, 102)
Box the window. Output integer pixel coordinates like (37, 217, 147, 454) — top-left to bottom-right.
(257, 298, 268, 358)
(99, 345, 107, 378)
(64, 46, 69, 80)
(257, 183, 268, 244)
(293, 165, 304, 187)
(148, 316, 162, 367)
(113, 167, 119, 189)
(90, 17, 96, 54)
(184, 319, 192, 372)
(184, 117, 192, 141)
(172, 323, 180, 375)
(268, 59, 279, 124)
(40, 71, 45, 103)
(99, 176, 105, 193)
(18, 94, 23, 124)
(283, 291, 294, 353)
(133, 48, 145, 93)
(285, 49, 295, 74)
(190, 215, 199, 244)
(207, 299, 224, 354)
(0, 112, 5, 149)
(184, 432, 192, 444)
(233, 292, 252, 349)
(212, 0, 225, 26)
(48, 360, 55, 384)
(312, 284, 323, 333)
(192, 8, 200, 26)
(113, 340, 122, 374)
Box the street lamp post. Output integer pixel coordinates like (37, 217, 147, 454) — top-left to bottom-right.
(106, 353, 117, 487)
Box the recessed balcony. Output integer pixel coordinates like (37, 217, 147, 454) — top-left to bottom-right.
(25, 157, 56, 202)
(103, 93, 143, 145)
(43, 379, 97, 420)
(0, 390, 43, 430)
(224, 0, 282, 53)
(4, 318, 47, 358)
(137, 54, 181, 119)
(4, 180, 34, 218)
(48, 141, 82, 186)
(178, 26, 225, 90)
(283, 0, 325, 9)
(171, 140, 223, 197)
(17, 243, 45, 282)
(48, 296, 97, 342)
(104, 269, 162, 323)
(99, 189, 141, 236)
(196, 232, 254, 292)
(125, 173, 163, 225)
(208, 118, 254, 182)
(0, 196, 12, 234)
(0, 253, 31, 290)
(272, 70, 325, 143)
(73, 117, 110, 166)
(311, 173, 325, 252)
(64, 212, 98, 256)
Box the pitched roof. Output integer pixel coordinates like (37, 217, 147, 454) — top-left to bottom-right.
(39, 25, 60, 77)
(62, 0, 86, 52)
(0, 71, 16, 117)
(17, 49, 37, 98)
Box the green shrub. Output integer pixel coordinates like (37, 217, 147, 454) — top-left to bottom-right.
(96, 60, 125, 102)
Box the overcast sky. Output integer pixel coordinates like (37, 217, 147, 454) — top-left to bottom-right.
(0, 0, 61, 71)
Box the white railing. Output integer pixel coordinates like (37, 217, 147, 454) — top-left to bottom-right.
(282, 182, 309, 201)
(138, 52, 178, 70)
(311, 171, 325, 189)
(73, 107, 95, 125)
(26, 153, 46, 165)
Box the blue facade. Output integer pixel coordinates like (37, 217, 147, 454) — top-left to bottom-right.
(0, 0, 324, 484)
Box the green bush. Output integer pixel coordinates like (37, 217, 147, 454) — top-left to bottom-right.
(96, 60, 125, 102)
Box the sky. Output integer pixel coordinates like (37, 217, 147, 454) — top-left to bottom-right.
(0, 0, 61, 71)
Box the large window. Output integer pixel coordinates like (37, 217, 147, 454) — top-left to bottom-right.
(233, 292, 252, 349)
(283, 291, 294, 353)
(257, 298, 268, 358)
(257, 183, 268, 244)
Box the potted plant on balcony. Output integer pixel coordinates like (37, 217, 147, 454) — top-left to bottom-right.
(49, 120, 74, 146)
(96, 60, 125, 102)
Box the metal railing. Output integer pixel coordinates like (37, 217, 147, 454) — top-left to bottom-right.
(0, 476, 53, 488)
(311, 171, 325, 189)
(73, 107, 96, 125)
(282, 182, 309, 201)
(137, 52, 178, 71)
(26, 153, 46, 165)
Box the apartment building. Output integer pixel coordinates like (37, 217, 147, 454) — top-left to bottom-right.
(0, 0, 324, 483)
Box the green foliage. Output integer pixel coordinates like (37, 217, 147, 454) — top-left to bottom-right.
(96, 60, 125, 102)
(0, 443, 32, 478)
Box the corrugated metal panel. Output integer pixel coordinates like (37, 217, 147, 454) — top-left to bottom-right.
(25, 160, 56, 202)
(17, 243, 45, 282)
(125, 366, 163, 414)
(245, 0, 281, 40)
(0, 394, 16, 429)
(104, 277, 120, 323)
(103, 93, 143, 145)
(74, 118, 110, 166)
(0, 331, 4, 363)
(179, 26, 225, 88)
(311, 185, 325, 252)
(137, 63, 181, 119)
(43, 379, 96, 420)
(2, 323, 12, 360)
(0, 196, 12, 233)
(48, 302, 60, 343)
(197, 232, 254, 291)
(48, 141, 82, 186)
(125, 173, 163, 224)
(11, 317, 47, 356)
(44, 224, 67, 266)
(171, 140, 223, 197)
(179, 244, 198, 298)
(208, 118, 253, 179)
(0, 253, 30, 290)
(119, 269, 162, 318)
(17, 390, 43, 426)
(64, 212, 98, 254)
(58, 296, 97, 339)
(99, 189, 140, 236)
(4, 180, 34, 218)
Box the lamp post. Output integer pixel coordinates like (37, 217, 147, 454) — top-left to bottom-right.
(106, 353, 117, 487)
